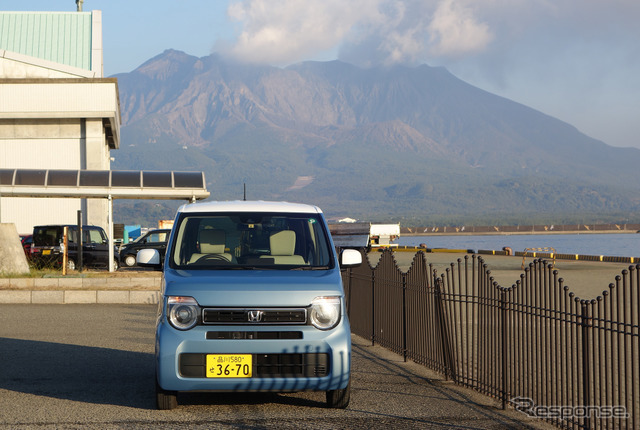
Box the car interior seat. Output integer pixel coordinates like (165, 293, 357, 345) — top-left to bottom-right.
(189, 229, 233, 263)
(261, 230, 306, 265)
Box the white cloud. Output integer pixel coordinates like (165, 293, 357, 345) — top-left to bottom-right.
(226, 0, 383, 65)
(224, 0, 498, 66)
(427, 0, 493, 58)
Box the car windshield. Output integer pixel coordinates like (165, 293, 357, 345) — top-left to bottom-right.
(169, 212, 334, 270)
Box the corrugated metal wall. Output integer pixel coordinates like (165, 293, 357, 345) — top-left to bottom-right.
(0, 12, 92, 71)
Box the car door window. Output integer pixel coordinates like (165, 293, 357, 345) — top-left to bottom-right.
(148, 233, 163, 243)
(89, 229, 104, 244)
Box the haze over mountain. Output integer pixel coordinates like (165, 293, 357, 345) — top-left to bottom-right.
(112, 49, 640, 226)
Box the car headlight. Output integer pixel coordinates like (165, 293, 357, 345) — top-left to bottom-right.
(309, 296, 341, 330)
(167, 296, 200, 330)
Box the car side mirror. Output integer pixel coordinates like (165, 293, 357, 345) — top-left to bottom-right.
(137, 248, 162, 271)
(340, 249, 362, 268)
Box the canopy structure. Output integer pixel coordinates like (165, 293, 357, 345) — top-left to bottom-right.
(0, 168, 210, 272)
(0, 169, 209, 200)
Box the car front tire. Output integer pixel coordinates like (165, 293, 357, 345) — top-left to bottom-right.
(326, 379, 350, 409)
(124, 255, 136, 267)
(156, 378, 177, 410)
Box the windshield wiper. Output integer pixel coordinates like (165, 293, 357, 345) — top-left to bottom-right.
(291, 266, 329, 270)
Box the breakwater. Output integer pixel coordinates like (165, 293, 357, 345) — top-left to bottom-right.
(403, 223, 640, 235)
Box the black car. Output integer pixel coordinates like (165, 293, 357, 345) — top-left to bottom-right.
(119, 229, 170, 267)
(31, 225, 119, 271)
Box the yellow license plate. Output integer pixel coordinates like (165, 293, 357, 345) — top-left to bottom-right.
(206, 354, 252, 378)
(42, 249, 51, 255)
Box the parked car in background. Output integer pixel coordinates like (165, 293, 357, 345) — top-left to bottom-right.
(20, 234, 33, 257)
(138, 200, 362, 410)
(119, 228, 170, 267)
(31, 225, 119, 271)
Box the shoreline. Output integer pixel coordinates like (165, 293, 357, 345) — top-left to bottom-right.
(403, 229, 639, 236)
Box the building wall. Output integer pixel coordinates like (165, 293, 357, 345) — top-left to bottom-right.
(0, 118, 83, 234)
(0, 116, 113, 234)
(85, 118, 110, 229)
(0, 10, 118, 238)
(0, 54, 91, 79)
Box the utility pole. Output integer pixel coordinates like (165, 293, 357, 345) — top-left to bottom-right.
(76, 0, 83, 12)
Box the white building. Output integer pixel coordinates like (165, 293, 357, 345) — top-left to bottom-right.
(0, 10, 120, 234)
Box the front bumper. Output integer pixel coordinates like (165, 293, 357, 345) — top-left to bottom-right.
(156, 319, 351, 393)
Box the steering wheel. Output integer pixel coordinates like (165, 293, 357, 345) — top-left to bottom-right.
(196, 254, 229, 263)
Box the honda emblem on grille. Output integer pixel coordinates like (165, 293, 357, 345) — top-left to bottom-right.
(247, 310, 263, 322)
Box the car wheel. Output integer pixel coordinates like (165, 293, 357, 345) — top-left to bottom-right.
(67, 259, 76, 271)
(326, 379, 350, 409)
(112, 259, 119, 271)
(124, 255, 136, 267)
(156, 378, 177, 410)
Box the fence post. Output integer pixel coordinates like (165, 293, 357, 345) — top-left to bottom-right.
(402, 273, 408, 362)
(434, 277, 456, 381)
(371, 267, 376, 346)
(580, 300, 591, 430)
(500, 287, 508, 410)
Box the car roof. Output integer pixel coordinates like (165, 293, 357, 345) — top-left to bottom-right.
(33, 224, 102, 229)
(177, 200, 323, 214)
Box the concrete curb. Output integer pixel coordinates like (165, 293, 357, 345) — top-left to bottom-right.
(0, 276, 162, 304)
(0, 288, 161, 304)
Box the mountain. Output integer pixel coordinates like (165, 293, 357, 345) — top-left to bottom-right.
(111, 49, 640, 226)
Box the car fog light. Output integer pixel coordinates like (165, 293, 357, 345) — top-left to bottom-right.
(309, 296, 341, 330)
(167, 296, 199, 330)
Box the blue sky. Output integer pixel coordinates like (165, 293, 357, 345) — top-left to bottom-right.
(4, 0, 640, 149)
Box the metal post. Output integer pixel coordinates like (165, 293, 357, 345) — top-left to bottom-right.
(62, 226, 68, 275)
(108, 195, 114, 272)
(371, 268, 375, 345)
(580, 300, 591, 430)
(435, 277, 455, 381)
(77, 210, 83, 272)
(500, 288, 508, 410)
(402, 273, 407, 362)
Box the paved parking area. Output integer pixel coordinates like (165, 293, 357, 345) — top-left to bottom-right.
(0, 304, 552, 429)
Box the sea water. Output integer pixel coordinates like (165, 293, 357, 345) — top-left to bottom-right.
(398, 233, 640, 258)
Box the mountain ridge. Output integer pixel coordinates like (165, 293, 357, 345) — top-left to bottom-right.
(111, 50, 640, 226)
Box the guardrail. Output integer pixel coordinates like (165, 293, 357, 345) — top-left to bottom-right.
(343, 249, 639, 429)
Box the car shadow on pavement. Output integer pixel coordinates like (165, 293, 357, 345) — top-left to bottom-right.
(0, 337, 155, 409)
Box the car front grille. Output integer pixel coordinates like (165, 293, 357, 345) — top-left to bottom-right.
(206, 331, 303, 340)
(179, 353, 329, 378)
(202, 308, 307, 324)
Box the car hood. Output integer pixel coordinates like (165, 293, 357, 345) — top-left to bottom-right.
(162, 268, 345, 307)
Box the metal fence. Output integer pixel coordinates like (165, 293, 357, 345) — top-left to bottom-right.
(342, 249, 639, 429)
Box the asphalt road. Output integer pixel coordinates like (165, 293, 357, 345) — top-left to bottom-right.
(0, 305, 551, 429)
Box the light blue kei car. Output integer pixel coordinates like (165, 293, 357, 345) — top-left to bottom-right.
(137, 200, 362, 410)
